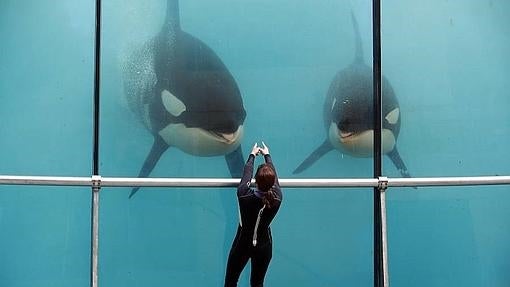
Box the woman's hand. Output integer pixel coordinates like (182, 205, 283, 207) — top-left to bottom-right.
(259, 141, 269, 155)
(250, 142, 260, 156)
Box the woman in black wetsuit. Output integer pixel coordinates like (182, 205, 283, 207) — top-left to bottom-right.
(224, 142, 283, 287)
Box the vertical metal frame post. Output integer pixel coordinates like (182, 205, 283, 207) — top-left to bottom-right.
(91, 0, 102, 286)
(372, 0, 385, 286)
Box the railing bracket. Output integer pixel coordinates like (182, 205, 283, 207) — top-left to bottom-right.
(378, 176, 388, 191)
(91, 175, 102, 192)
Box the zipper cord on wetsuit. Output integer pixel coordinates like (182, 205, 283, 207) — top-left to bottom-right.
(238, 204, 243, 227)
(252, 205, 266, 246)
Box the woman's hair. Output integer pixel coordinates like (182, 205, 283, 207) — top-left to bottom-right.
(255, 164, 277, 208)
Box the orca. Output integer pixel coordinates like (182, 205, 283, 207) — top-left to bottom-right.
(123, 0, 246, 198)
(294, 13, 410, 177)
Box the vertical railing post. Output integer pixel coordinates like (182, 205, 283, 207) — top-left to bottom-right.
(91, 0, 102, 286)
(379, 177, 389, 287)
(372, 0, 385, 286)
(91, 176, 101, 287)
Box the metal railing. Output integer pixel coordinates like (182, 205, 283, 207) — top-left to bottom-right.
(2, 175, 510, 188)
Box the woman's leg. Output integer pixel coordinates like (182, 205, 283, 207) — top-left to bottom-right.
(224, 233, 250, 287)
(249, 242, 272, 287)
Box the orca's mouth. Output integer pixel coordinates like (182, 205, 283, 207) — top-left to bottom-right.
(328, 123, 396, 157)
(339, 131, 355, 140)
(208, 130, 239, 144)
(159, 124, 244, 156)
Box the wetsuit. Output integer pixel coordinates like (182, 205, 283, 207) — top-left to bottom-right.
(224, 154, 283, 287)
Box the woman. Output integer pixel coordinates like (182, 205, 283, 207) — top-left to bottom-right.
(224, 142, 283, 287)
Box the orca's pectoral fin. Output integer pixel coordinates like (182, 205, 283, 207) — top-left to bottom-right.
(387, 147, 410, 177)
(225, 145, 244, 178)
(293, 140, 333, 174)
(387, 147, 417, 189)
(129, 136, 169, 198)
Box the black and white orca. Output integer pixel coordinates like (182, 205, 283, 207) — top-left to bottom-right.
(123, 0, 246, 198)
(294, 13, 410, 177)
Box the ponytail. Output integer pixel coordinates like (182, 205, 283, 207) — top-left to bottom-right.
(262, 188, 277, 209)
(255, 164, 278, 208)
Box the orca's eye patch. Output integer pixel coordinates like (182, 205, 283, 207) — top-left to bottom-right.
(162, 90, 187, 117)
(384, 108, 400, 125)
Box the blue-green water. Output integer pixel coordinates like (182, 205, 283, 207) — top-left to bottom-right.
(1, 0, 510, 286)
